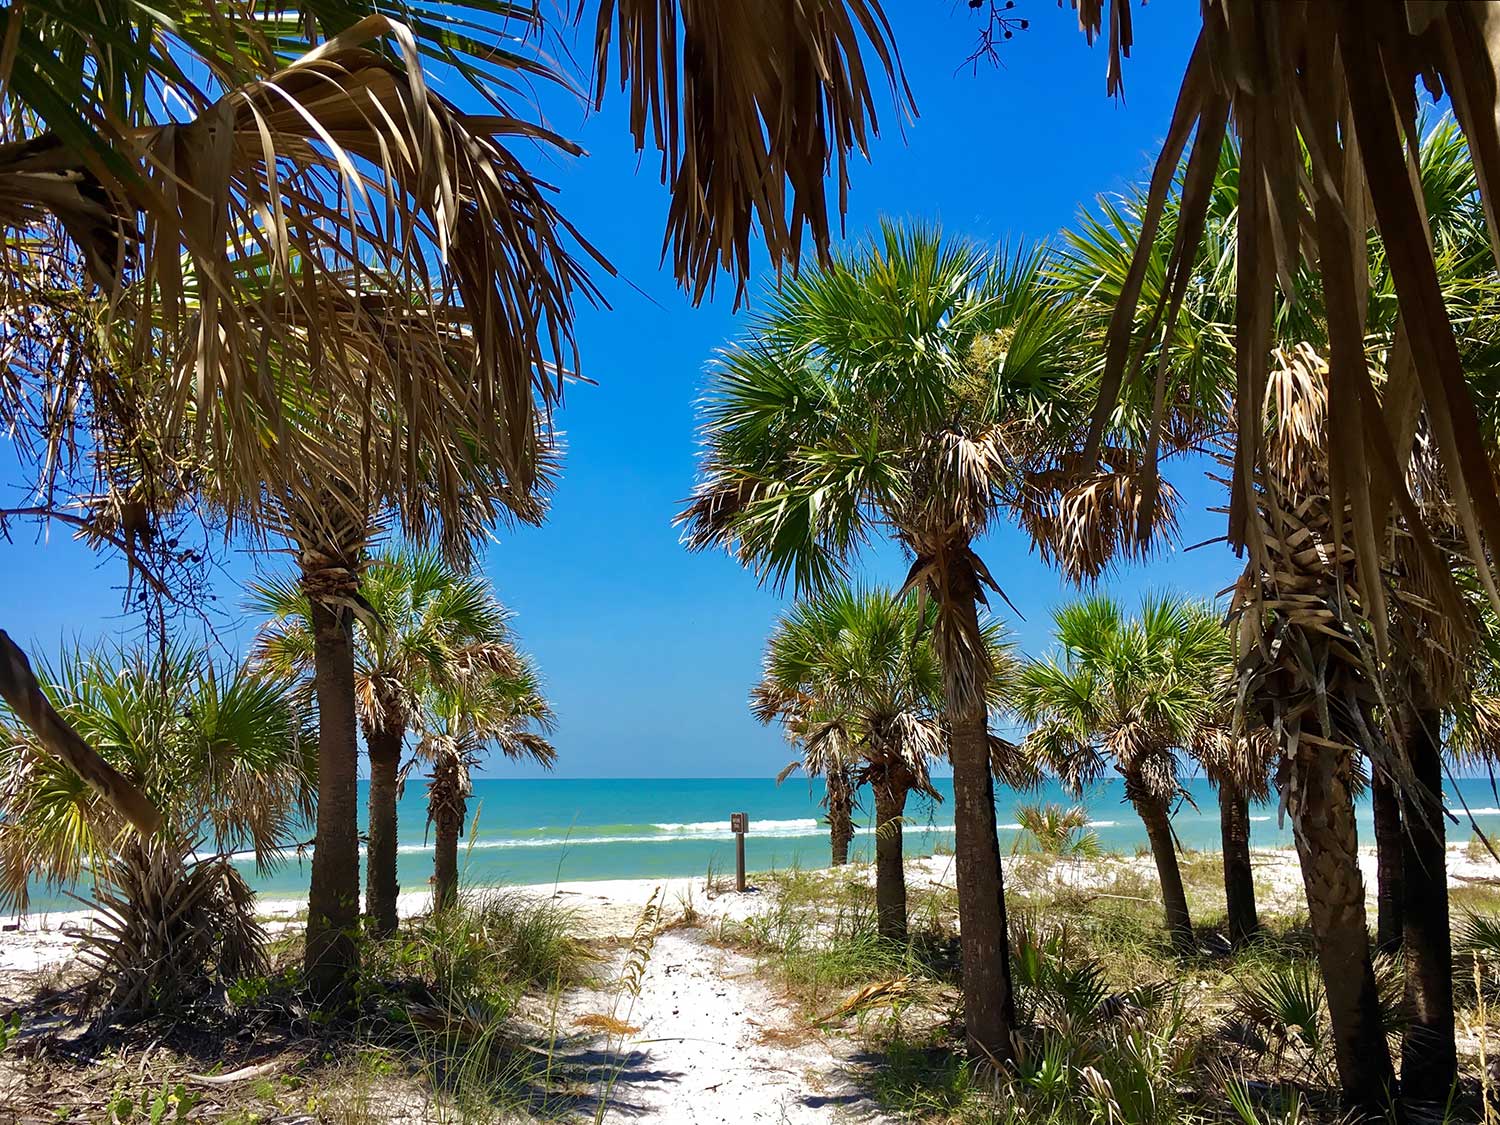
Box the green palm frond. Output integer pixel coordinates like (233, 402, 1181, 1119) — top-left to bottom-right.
(1019, 592, 1232, 804)
(0, 643, 309, 911)
(754, 581, 1022, 793)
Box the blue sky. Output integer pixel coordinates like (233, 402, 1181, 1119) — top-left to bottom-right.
(0, 3, 1241, 778)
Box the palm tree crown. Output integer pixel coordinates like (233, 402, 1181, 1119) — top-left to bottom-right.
(1018, 593, 1226, 804)
(251, 547, 520, 740)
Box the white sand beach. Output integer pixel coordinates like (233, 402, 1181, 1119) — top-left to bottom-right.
(2, 844, 1495, 1123)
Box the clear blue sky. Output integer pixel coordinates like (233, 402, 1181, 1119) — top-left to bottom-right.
(0, 3, 1240, 778)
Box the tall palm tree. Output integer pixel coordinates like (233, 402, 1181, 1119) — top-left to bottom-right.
(1228, 346, 1403, 1106)
(1017, 593, 1225, 953)
(753, 585, 1015, 942)
(679, 222, 1143, 1060)
(252, 547, 521, 938)
(0, 644, 312, 1013)
(1068, 116, 1495, 1111)
(1188, 722, 1275, 949)
(414, 650, 557, 911)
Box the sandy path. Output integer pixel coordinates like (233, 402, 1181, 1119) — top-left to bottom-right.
(556, 929, 888, 1124)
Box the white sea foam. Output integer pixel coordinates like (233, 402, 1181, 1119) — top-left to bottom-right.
(651, 818, 820, 833)
(380, 821, 963, 855)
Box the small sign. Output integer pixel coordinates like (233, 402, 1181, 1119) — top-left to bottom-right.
(730, 812, 748, 834)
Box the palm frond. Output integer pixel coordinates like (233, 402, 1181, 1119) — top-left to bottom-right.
(590, 0, 911, 302)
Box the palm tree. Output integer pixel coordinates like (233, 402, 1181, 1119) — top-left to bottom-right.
(413, 649, 556, 911)
(0, 644, 312, 1013)
(1017, 594, 1225, 953)
(753, 585, 1015, 942)
(1063, 118, 1497, 1112)
(1228, 346, 1403, 1107)
(252, 547, 521, 938)
(680, 223, 1126, 1060)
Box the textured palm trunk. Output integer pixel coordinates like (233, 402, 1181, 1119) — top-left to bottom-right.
(1285, 743, 1397, 1117)
(431, 755, 464, 913)
(941, 560, 1015, 1065)
(1401, 707, 1456, 1110)
(1371, 768, 1405, 957)
(1219, 784, 1259, 947)
(364, 718, 405, 939)
(873, 776, 910, 943)
(827, 769, 854, 867)
(1132, 788, 1194, 953)
(304, 596, 362, 997)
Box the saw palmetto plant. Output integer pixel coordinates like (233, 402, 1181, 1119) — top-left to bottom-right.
(411, 642, 556, 913)
(1011, 803, 1102, 861)
(1016, 593, 1226, 953)
(753, 584, 1018, 943)
(0, 645, 311, 1014)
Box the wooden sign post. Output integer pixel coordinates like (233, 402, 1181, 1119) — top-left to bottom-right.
(730, 812, 748, 892)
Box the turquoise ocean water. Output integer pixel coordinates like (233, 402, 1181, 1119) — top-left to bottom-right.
(24, 776, 1500, 911)
(217, 774, 1500, 906)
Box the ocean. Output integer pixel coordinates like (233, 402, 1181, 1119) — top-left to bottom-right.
(213, 774, 1500, 906)
(23, 775, 1500, 912)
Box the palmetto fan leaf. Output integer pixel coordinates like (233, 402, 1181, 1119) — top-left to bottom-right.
(1018, 592, 1226, 806)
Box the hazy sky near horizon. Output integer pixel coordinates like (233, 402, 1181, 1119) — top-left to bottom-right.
(0, 3, 1243, 779)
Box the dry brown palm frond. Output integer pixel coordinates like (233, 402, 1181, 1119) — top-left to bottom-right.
(818, 975, 921, 1025)
(1229, 344, 1415, 795)
(590, 0, 911, 303)
(1015, 451, 1183, 583)
(1082, 1, 1500, 634)
(3, 16, 604, 533)
(1192, 724, 1276, 804)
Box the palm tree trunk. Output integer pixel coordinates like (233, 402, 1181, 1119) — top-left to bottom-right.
(0, 630, 160, 835)
(1285, 742, 1397, 1117)
(1401, 707, 1456, 1110)
(941, 560, 1015, 1065)
(828, 769, 854, 867)
(1132, 787, 1194, 953)
(304, 596, 362, 997)
(873, 775, 909, 943)
(364, 719, 404, 939)
(1372, 767, 1405, 957)
(1219, 783, 1259, 947)
(431, 755, 464, 912)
